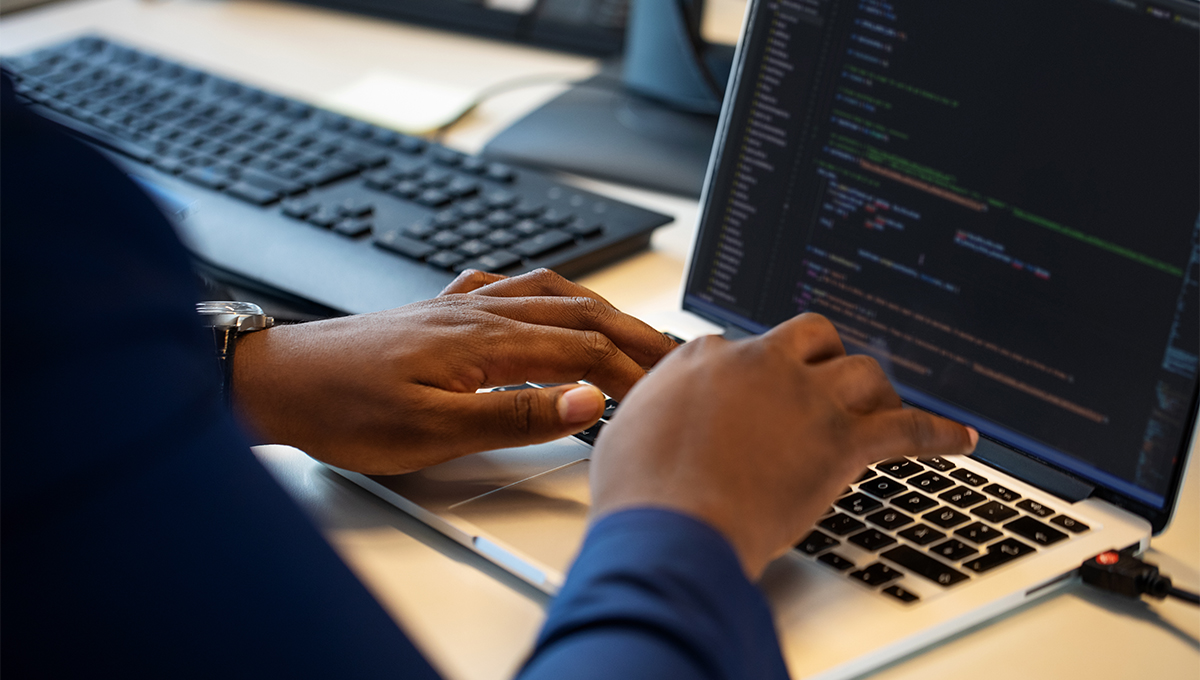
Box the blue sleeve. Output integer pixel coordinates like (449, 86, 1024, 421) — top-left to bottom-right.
(0, 72, 442, 680)
(520, 509, 791, 680)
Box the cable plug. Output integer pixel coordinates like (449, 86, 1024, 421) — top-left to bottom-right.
(1081, 550, 1174, 600)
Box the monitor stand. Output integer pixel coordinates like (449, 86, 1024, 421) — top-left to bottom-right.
(481, 64, 719, 198)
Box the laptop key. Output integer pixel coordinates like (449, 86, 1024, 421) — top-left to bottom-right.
(849, 562, 902, 587)
(1003, 516, 1068, 546)
(849, 528, 897, 552)
(374, 230, 437, 260)
(866, 508, 913, 530)
(898, 524, 945, 546)
(983, 483, 1022, 502)
(938, 486, 987, 508)
(817, 552, 856, 571)
(954, 521, 1003, 545)
(877, 459, 924, 478)
(1017, 499, 1055, 517)
(882, 584, 920, 603)
(971, 500, 1019, 524)
(1049, 515, 1090, 533)
(930, 539, 978, 561)
(881, 545, 969, 587)
(917, 456, 956, 471)
(923, 507, 971, 528)
(859, 476, 907, 498)
(796, 530, 840, 555)
(909, 471, 955, 493)
(962, 538, 1036, 573)
(950, 468, 988, 486)
(819, 513, 866, 536)
(836, 492, 883, 515)
(891, 491, 939, 513)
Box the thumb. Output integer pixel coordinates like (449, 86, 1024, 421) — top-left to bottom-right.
(439, 384, 606, 452)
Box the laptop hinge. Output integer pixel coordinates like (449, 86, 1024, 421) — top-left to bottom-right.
(972, 437, 1095, 503)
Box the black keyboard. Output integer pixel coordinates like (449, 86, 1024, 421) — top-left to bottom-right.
(2, 36, 672, 315)
(797, 458, 1092, 605)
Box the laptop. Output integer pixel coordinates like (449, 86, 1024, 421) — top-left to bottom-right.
(332, 0, 1200, 676)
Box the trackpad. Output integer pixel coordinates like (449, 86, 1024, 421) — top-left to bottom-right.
(451, 459, 592, 576)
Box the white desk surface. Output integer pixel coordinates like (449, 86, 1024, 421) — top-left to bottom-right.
(3, 2, 1197, 678)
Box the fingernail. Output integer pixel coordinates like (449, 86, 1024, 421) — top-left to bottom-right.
(557, 385, 603, 424)
(967, 427, 979, 450)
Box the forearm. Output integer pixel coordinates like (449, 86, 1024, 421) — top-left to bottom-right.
(519, 509, 790, 680)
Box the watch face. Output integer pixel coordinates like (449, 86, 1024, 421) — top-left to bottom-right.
(196, 301, 264, 316)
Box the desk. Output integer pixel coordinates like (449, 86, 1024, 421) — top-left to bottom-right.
(2, 2, 1197, 678)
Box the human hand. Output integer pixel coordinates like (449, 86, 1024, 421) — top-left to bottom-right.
(589, 313, 978, 580)
(232, 269, 678, 475)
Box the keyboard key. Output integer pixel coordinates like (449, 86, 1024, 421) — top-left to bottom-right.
(225, 181, 280, 205)
(485, 162, 516, 182)
(512, 229, 574, 258)
(836, 493, 883, 515)
(1003, 516, 1068, 546)
(891, 491, 939, 513)
(819, 513, 866, 536)
(415, 189, 452, 207)
(923, 507, 971, 528)
(181, 165, 234, 189)
(239, 168, 306, 196)
(909, 471, 955, 493)
(866, 508, 913, 530)
(565, 219, 604, 238)
(455, 239, 493, 257)
(1016, 499, 1055, 517)
(898, 524, 945, 546)
(877, 459, 924, 478)
(849, 562, 902, 587)
(333, 217, 372, 237)
(817, 552, 856, 571)
(362, 169, 396, 190)
(428, 230, 465, 249)
(971, 500, 1019, 524)
(302, 161, 358, 186)
(511, 218, 545, 237)
(930, 539, 978, 561)
(389, 181, 422, 199)
(281, 197, 319, 219)
(337, 198, 374, 217)
(882, 584, 920, 603)
(483, 189, 517, 208)
(306, 207, 340, 228)
(859, 476, 907, 499)
(401, 220, 438, 239)
(483, 229, 520, 247)
(848, 528, 897, 551)
(881, 545, 969, 587)
(982, 483, 1022, 502)
(950, 468, 988, 486)
(455, 220, 492, 238)
(1049, 515, 1090, 533)
(917, 456, 956, 471)
(954, 521, 1003, 544)
(796, 530, 839, 555)
(374, 230, 436, 260)
(962, 538, 1036, 573)
(426, 250, 467, 269)
(455, 249, 521, 274)
(938, 486, 987, 508)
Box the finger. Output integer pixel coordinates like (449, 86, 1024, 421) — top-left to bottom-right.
(762, 312, 846, 364)
(434, 383, 606, 452)
(440, 269, 507, 295)
(848, 409, 979, 464)
(827, 354, 901, 414)
(467, 268, 614, 307)
(457, 296, 679, 368)
(467, 322, 648, 400)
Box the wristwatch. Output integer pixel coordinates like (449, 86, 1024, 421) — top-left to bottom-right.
(196, 301, 274, 403)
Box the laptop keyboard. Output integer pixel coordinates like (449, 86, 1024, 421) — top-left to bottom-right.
(799, 457, 1092, 604)
(1, 36, 672, 314)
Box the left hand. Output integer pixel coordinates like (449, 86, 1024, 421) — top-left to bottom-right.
(231, 269, 678, 474)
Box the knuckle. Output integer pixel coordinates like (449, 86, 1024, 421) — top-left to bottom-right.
(572, 295, 610, 325)
(900, 410, 936, 446)
(507, 389, 538, 436)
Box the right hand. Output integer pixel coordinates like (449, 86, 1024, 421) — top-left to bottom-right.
(590, 313, 978, 580)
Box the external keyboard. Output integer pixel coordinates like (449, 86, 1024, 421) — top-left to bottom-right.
(2, 36, 673, 315)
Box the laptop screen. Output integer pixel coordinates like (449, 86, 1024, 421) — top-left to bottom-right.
(685, 0, 1199, 515)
